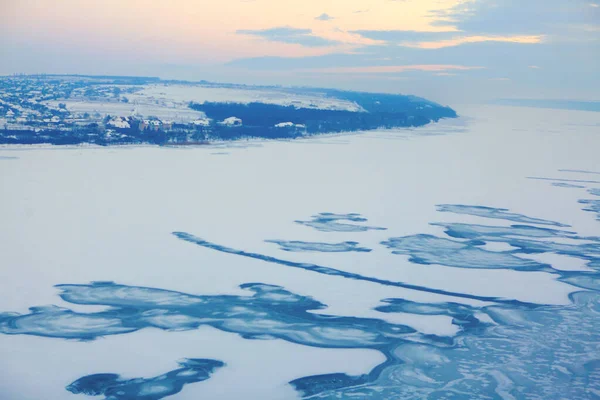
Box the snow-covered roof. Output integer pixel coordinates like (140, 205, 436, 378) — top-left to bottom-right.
(192, 118, 210, 126)
(108, 117, 131, 129)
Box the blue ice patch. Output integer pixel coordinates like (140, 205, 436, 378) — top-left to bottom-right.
(552, 182, 585, 188)
(66, 359, 224, 399)
(579, 199, 600, 220)
(295, 213, 387, 232)
(435, 204, 569, 227)
(266, 240, 371, 253)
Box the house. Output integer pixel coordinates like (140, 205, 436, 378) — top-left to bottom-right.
(192, 118, 210, 127)
(107, 116, 130, 129)
(150, 120, 161, 131)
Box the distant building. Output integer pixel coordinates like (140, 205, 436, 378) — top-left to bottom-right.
(107, 116, 130, 129)
(192, 118, 210, 127)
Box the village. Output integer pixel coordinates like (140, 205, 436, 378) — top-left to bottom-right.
(0, 74, 454, 145)
(0, 75, 318, 145)
(0, 75, 220, 144)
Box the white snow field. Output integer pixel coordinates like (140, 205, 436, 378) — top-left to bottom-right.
(0, 105, 599, 399)
(129, 84, 364, 111)
(42, 83, 364, 125)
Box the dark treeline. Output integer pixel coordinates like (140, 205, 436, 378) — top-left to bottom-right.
(190, 98, 452, 138)
(319, 89, 457, 119)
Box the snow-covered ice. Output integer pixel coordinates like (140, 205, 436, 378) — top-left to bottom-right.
(0, 105, 599, 399)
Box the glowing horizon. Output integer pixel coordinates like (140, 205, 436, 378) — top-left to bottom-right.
(1, 0, 598, 102)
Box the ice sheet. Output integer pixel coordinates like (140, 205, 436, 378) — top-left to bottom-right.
(1, 105, 599, 399)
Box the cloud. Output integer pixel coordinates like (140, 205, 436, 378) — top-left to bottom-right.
(352, 30, 544, 49)
(409, 35, 544, 49)
(315, 13, 334, 21)
(236, 27, 339, 47)
(302, 64, 484, 74)
(223, 0, 599, 102)
(431, 0, 598, 36)
(351, 30, 455, 42)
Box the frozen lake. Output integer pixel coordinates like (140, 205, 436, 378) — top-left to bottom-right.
(1, 105, 599, 399)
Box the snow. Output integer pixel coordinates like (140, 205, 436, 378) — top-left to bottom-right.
(107, 117, 130, 129)
(192, 118, 210, 126)
(0, 105, 599, 399)
(275, 122, 306, 128)
(220, 116, 242, 126)
(130, 84, 364, 112)
(44, 99, 204, 123)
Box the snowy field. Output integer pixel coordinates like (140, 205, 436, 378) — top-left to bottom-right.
(0, 105, 599, 399)
(129, 84, 365, 111)
(45, 99, 206, 123)
(43, 83, 365, 124)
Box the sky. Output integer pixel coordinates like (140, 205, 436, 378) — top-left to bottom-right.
(0, 0, 598, 104)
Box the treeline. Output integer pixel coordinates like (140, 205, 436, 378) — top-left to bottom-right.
(189, 101, 444, 137)
(319, 89, 457, 119)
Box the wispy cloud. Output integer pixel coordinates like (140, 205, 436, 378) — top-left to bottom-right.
(430, 0, 598, 37)
(352, 30, 544, 49)
(315, 13, 334, 21)
(236, 27, 340, 47)
(302, 64, 484, 74)
(407, 35, 544, 49)
(351, 30, 456, 42)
